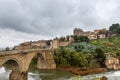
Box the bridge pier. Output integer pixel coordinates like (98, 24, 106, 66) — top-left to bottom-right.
(0, 49, 56, 80)
(37, 57, 45, 69)
(20, 71, 28, 80)
(9, 71, 21, 80)
(9, 71, 28, 80)
(37, 51, 56, 70)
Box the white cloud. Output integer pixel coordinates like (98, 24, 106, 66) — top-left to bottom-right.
(0, 0, 120, 48)
(0, 28, 52, 48)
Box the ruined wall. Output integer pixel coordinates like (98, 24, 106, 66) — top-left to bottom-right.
(13, 40, 49, 50)
(51, 39, 72, 49)
(52, 39, 59, 49)
(59, 41, 70, 47)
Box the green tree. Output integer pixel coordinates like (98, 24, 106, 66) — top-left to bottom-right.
(109, 23, 120, 34)
(95, 48, 105, 67)
(72, 35, 90, 43)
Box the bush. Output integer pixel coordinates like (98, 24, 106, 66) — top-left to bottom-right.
(72, 35, 90, 43)
(54, 47, 89, 68)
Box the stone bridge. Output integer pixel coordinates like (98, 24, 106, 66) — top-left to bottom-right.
(0, 49, 56, 80)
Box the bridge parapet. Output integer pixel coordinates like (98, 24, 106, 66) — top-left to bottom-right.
(0, 48, 52, 55)
(0, 48, 56, 80)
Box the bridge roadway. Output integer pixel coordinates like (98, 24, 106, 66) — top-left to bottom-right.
(0, 48, 56, 80)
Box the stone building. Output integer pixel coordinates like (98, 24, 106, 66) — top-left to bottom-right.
(88, 28, 107, 39)
(51, 39, 59, 49)
(73, 28, 91, 36)
(13, 40, 50, 50)
(31, 40, 48, 49)
(73, 28, 107, 40)
(99, 34, 106, 39)
(51, 36, 74, 49)
(13, 42, 32, 50)
(73, 28, 84, 36)
(88, 32, 97, 40)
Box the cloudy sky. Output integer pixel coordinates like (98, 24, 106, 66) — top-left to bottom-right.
(0, 0, 120, 48)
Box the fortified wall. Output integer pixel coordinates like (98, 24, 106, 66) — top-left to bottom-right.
(13, 40, 51, 50)
(51, 36, 74, 49)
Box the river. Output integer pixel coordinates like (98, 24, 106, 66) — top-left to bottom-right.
(0, 67, 120, 80)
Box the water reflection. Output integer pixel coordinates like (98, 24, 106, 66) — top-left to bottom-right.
(28, 69, 74, 80)
(1, 66, 120, 80)
(0, 67, 74, 80)
(38, 69, 74, 80)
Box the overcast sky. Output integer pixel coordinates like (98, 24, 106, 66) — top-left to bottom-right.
(0, 0, 120, 48)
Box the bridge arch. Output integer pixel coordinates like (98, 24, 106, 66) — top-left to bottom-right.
(0, 49, 56, 80)
(0, 57, 20, 70)
(28, 52, 47, 70)
(0, 58, 22, 80)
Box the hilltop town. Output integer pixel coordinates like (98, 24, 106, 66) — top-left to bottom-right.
(1, 24, 120, 78)
(11, 27, 116, 51)
(9, 24, 120, 71)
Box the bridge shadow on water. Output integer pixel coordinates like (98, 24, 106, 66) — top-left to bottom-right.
(3, 60, 21, 80)
(3, 52, 47, 80)
(28, 53, 47, 80)
(28, 53, 74, 80)
(29, 53, 46, 71)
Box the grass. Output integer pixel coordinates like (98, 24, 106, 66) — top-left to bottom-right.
(91, 36, 120, 56)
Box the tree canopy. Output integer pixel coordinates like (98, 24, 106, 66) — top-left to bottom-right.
(109, 23, 120, 34)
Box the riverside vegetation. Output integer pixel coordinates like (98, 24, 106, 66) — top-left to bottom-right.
(29, 23, 120, 79)
(54, 23, 120, 71)
(54, 35, 105, 72)
(54, 35, 120, 76)
(54, 23, 120, 75)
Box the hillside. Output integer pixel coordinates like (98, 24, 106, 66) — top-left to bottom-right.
(54, 36, 120, 68)
(91, 36, 120, 57)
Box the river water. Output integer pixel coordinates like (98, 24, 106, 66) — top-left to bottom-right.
(0, 67, 120, 80)
(0, 67, 74, 80)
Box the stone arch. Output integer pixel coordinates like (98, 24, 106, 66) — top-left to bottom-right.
(37, 53, 47, 69)
(0, 58, 22, 80)
(0, 57, 20, 70)
(28, 52, 47, 70)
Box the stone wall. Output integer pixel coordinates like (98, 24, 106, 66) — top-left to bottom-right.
(51, 39, 72, 49)
(51, 39, 59, 49)
(13, 40, 50, 50)
(59, 41, 70, 47)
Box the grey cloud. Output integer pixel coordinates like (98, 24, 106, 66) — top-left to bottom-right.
(0, 28, 52, 48)
(0, 0, 120, 37)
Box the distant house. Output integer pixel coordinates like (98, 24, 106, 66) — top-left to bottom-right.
(99, 34, 106, 39)
(73, 28, 108, 40)
(88, 32, 97, 40)
(94, 30, 99, 34)
(73, 28, 90, 36)
(83, 31, 91, 36)
(88, 28, 107, 40)
(31, 40, 48, 48)
(73, 28, 84, 36)
(13, 40, 50, 50)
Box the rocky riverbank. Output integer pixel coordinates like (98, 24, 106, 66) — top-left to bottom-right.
(58, 66, 107, 76)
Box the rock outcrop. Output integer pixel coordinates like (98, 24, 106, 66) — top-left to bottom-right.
(105, 57, 120, 70)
